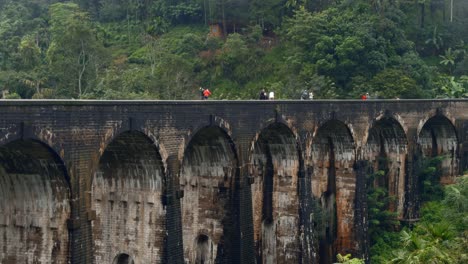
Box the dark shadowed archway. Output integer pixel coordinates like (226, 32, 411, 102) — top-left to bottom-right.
(365, 117, 408, 218)
(249, 123, 301, 264)
(92, 131, 166, 264)
(311, 120, 356, 264)
(113, 253, 135, 264)
(0, 139, 70, 263)
(180, 126, 239, 263)
(194, 234, 211, 264)
(418, 115, 458, 183)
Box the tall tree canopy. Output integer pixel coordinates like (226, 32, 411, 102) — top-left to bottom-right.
(0, 0, 466, 99)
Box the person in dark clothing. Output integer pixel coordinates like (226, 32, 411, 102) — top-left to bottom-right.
(199, 87, 205, 100)
(259, 89, 267, 100)
(301, 89, 308, 100)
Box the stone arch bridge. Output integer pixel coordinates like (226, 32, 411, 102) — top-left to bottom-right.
(0, 99, 467, 264)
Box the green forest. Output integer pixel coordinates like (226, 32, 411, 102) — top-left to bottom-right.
(364, 157, 467, 264)
(0, 0, 467, 100)
(338, 176, 468, 264)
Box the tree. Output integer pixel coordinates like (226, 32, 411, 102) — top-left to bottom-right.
(424, 26, 444, 55)
(47, 2, 106, 98)
(336, 253, 364, 264)
(372, 175, 468, 264)
(18, 35, 41, 71)
(439, 48, 456, 73)
(367, 68, 424, 98)
(218, 33, 250, 83)
(0, 2, 29, 70)
(367, 170, 400, 244)
(434, 75, 468, 98)
(450, 0, 454, 22)
(283, 4, 417, 94)
(418, 0, 429, 28)
(249, 0, 285, 31)
(390, 226, 454, 264)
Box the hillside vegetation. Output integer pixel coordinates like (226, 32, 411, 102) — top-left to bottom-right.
(0, 0, 467, 100)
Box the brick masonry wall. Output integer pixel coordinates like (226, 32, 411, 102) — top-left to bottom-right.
(92, 131, 166, 263)
(0, 99, 467, 264)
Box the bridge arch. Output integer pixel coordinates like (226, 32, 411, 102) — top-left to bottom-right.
(179, 125, 239, 263)
(311, 119, 356, 263)
(0, 139, 71, 263)
(113, 253, 135, 264)
(0, 124, 65, 160)
(192, 233, 212, 264)
(249, 122, 302, 263)
(363, 112, 408, 145)
(418, 115, 459, 183)
(177, 116, 236, 162)
(416, 109, 458, 137)
(97, 123, 170, 171)
(91, 130, 166, 264)
(364, 116, 408, 218)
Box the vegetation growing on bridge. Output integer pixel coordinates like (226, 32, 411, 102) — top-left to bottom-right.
(367, 169, 399, 244)
(0, 0, 466, 100)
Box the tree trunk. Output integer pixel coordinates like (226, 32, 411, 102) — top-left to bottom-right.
(420, 3, 425, 28)
(204, 0, 207, 25)
(222, 0, 227, 37)
(450, 0, 453, 22)
(78, 40, 87, 98)
(443, 0, 446, 22)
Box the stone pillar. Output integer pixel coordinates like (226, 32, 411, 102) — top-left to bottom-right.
(403, 133, 422, 224)
(237, 143, 256, 264)
(298, 163, 318, 263)
(77, 149, 98, 264)
(457, 119, 468, 174)
(68, 161, 89, 264)
(164, 153, 185, 264)
(353, 160, 370, 263)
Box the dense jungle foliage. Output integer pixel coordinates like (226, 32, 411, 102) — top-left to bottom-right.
(0, 0, 467, 100)
(367, 156, 468, 263)
(370, 174, 468, 263)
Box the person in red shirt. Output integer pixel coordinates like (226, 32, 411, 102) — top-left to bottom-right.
(361, 92, 369, 100)
(203, 88, 212, 99)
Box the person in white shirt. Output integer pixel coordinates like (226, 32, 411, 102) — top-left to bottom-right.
(268, 91, 274, 100)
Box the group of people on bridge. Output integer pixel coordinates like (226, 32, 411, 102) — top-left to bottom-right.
(259, 89, 275, 100)
(199, 86, 373, 100)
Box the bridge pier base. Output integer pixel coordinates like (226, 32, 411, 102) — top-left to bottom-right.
(354, 160, 371, 263)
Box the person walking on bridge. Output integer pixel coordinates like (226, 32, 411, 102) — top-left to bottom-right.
(203, 88, 212, 100)
(301, 89, 308, 100)
(268, 90, 275, 100)
(259, 89, 267, 100)
(199, 87, 205, 100)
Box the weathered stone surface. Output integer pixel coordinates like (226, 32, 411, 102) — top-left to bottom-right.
(0, 99, 466, 264)
(250, 123, 300, 264)
(180, 127, 237, 263)
(92, 131, 165, 264)
(0, 140, 70, 264)
(364, 117, 408, 218)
